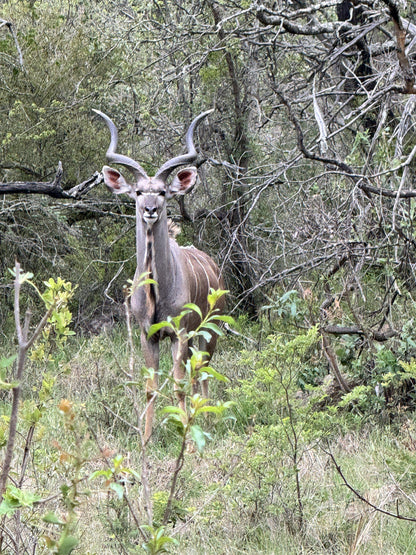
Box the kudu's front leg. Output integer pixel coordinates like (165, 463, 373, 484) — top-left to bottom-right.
(141, 331, 159, 442)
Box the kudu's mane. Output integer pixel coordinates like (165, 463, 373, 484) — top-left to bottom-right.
(167, 219, 181, 239)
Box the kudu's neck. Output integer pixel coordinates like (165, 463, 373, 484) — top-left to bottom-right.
(136, 208, 175, 297)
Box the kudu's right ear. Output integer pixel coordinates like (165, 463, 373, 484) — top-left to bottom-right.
(102, 166, 132, 195)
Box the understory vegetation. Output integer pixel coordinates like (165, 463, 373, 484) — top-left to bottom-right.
(1, 269, 416, 554)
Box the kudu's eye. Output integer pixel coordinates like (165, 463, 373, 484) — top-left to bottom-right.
(136, 190, 142, 196)
(159, 190, 166, 197)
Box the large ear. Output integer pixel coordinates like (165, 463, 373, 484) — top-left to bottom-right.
(102, 165, 132, 195)
(168, 167, 198, 197)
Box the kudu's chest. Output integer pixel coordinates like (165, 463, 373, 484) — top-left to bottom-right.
(131, 237, 222, 335)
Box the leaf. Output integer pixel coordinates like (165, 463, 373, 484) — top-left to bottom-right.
(9, 267, 34, 284)
(147, 321, 173, 338)
(89, 469, 111, 481)
(201, 322, 223, 336)
(161, 406, 187, 417)
(161, 413, 186, 435)
(213, 314, 235, 326)
(207, 289, 228, 309)
(183, 303, 203, 319)
(0, 499, 18, 516)
(43, 511, 65, 525)
(0, 485, 40, 516)
(197, 401, 234, 415)
(112, 453, 124, 470)
(190, 424, 208, 453)
(0, 379, 19, 390)
(57, 535, 79, 555)
(200, 366, 229, 382)
(198, 330, 213, 342)
(0, 355, 17, 369)
(109, 482, 124, 500)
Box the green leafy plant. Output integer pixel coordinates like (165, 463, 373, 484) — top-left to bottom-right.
(141, 525, 178, 554)
(0, 264, 76, 494)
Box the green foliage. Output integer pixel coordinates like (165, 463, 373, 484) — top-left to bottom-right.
(141, 525, 178, 554)
(263, 289, 305, 325)
(151, 491, 189, 528)
(148, 289, 232, 399)
(89, 453, 140, 501)
(345, 129, 371, 167)
(337, 385, 373, 410)
(0, 484, 40, 516)
(224, 327, 329, 532)
(2, 1, 416, 550)
(0, 355, 19, 391)
(230, 326, 322, 426)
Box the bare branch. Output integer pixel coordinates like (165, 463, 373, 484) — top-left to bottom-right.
(0, 163, 104, 199)
(324, 325, 398, 342)
(255, 3, 353, 35)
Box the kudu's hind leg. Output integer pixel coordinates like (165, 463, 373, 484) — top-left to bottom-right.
(141, 332, 160, 442)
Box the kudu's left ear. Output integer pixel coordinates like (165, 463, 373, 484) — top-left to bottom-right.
(168, 167, 198, 197)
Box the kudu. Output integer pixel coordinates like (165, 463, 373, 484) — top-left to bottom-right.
(94, 109, 225, 441)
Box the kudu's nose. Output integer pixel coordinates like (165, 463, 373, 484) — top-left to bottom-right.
(145, 205, 157, 215)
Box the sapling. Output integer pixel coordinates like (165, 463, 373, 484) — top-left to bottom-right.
(0, 263, 75, 495)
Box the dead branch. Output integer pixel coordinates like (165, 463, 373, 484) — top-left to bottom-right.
(321, 333, 351, 393)
(324, 325, 398, 342)
(0, 162, 104, 199)
(255, 3, 353, 35)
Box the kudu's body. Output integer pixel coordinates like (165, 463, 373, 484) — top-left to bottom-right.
(94, 109, 225, 441)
